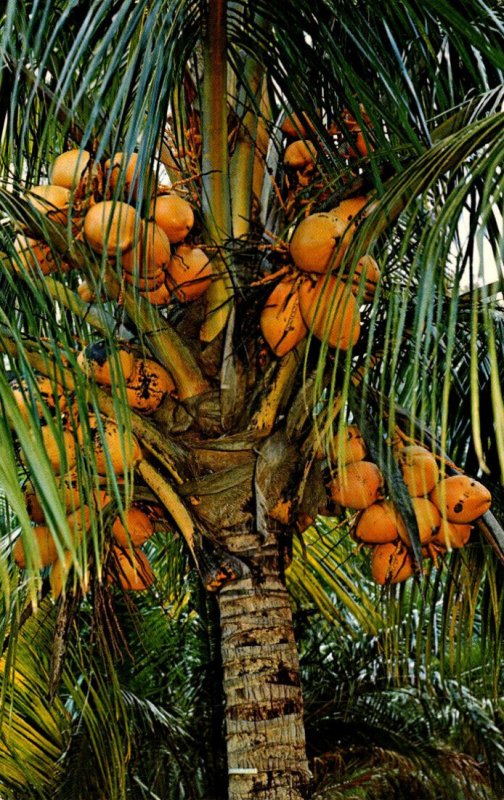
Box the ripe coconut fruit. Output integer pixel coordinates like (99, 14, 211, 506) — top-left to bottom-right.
(345, 255, 381, 303)
(283, 140, 317, 170)
(10, 374, 66, 425)
(19, 424, 77, 474)
(109, 546, 154, 591)
(84, 200, 139, 255)
(430, 475, 491, 523)
(77, 340, 136, 385)
(329, 461, 383, 509)
(166, 245, 212, 302)
(139, 283, 172, 306)
(298, 274, 360, 349)
(105, 152, 143, 199)
(78, 415, 143, 475)
(281, 111, 318, 139)
(125, 358, 175, 414)
(397, 445, 440, 497)
(290, 213, 350, 274)
(112, 507, 154, 547)
(13, 506, 90, 570)
(325, 424, 367, 466)
(431, 519, 472, 550)
(260, 276, 308, 357)
(398, 497, 441, 546)
(26, 185, 70, 224)
(330, 196, 369, 225)
(355, 500, 406, 544)
(124, 269, 165, 291)
(49, 551, 74, 599)
(151, 194, 194, 244)
(371, 541, 414, 585)
(50, 149, 91, 190)
(13, 235, 58, 276)
(122, 221, 171, 277)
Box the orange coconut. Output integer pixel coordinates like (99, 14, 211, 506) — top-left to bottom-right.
(50, 149, 92, 189)
(397, 445, 440, 497)
(23, 482, 46, 524)
(49, 551, 74, 599)
(166, 245, 212, 302)
(398, 497, 441, 546)
(151, 194, 194, 243)
(326, 424, 367, 466)
(122, 221, 171, 276)
(330, 196, 369, 225)
(139, 283, 172, 306)
(13, 526, 58, 569)
(281, 111, 319, 139)
(84, 200, 138, 255)
(87, 415, 142, 475)
(13, 235, 57, 275)
(345, 255, 381, 302)
(260, 277, 308, 357)
(356, 500, 406, 544)
(124, 269, 165, 291)
(289, 213, 350, 274)
(109, 546, 154, 591)
(125, 358, 175, 414)
(112, 508, 154, 547)
(283, 140, 317, 170)
(371, 542, 414, 585)
(10, 374, 66, 425)
(298, 274, 360, 349)
(77, 280, 98, 303)
(105, 152, 144, 199)
(26, 185, 70, 224)
(77, 340, 136, 385)
(431, 519, 472, 550)
(329, 461, 383, 509)
(430, 475, 491, 523)
(19, 425, 76, 474)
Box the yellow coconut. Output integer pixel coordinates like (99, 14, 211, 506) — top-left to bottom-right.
(139, 283, 172, 306)
(260, 277, 308, 357)
(19, 425, 77, 474)
(125, 358, 176, 414)
(345, 255, 381, 302)
(77, 340, 136, 385)
(283, 140, 317, 170)
(289, 213, 350, 274)
(123, 269, 166, 291)
(112, 508, 155, 547)
(122, 221, 171, 276)
(397, 445, 440, 497)
(49, 551, 74, 599)
(13, 235, 57, 275)
(84, 200, 139, 255)
(151, 194, 194, 243)
(298, 274, 360, 349)
(356, 500, 406, 544)
(10, 374, 66, 425)
(49, 149, 92, 189)
(431, 519, 472, 550)
(329, 461, 383, 509)
(109, 546, 154, 591)
(77, 415, 143, 475)
(13, 526, 58, 569)
(26, 185, 70, 224)
(326, 424, 367, 466)
(398, 497, 441, 546)
(371, 542, 414, 585)
(105, 152, 143, 199)
(430, 475, 491, 523)
(281, 111, 319, 139)
(23, 482, 46, 524)
(166, 245, 212, 302)
(330, 196, 369, 225)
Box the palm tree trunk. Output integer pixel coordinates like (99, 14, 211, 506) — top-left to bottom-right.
(217, 527, 310, 800)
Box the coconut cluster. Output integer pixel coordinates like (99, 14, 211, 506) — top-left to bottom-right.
(8, 367, 161, 596)
(13, 148, 212, 309)
(260, 108, 380, 358)
(326, 429, 492, 585)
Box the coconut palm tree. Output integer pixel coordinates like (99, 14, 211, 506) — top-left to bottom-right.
(0, 1, 503, 799)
